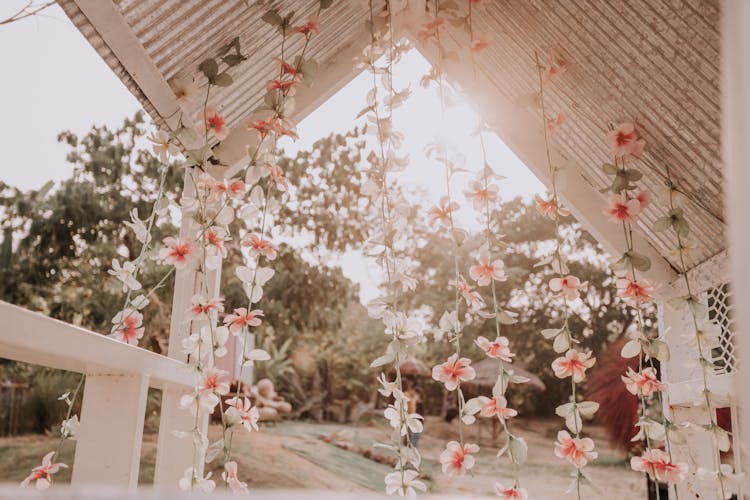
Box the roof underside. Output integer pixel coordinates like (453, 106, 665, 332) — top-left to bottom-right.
(59, 0, 726, 276)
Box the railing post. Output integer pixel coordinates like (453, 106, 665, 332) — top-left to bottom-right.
(71, 373, 149, 489)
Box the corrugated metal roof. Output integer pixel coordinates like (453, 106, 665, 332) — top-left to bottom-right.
(59, 0, 725, 273)
(445, 0, 724, 272)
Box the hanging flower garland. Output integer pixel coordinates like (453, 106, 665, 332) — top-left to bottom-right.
(654, 169, 741, 498)
(436, 1, 530, 497)
(360, 1, 426, 497)
(533, 51, 600, 497)
(418, 0, 481, 479)
(600, 122, 686, 498)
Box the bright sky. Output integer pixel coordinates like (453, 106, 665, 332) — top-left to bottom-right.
(0, 2, 544, 303)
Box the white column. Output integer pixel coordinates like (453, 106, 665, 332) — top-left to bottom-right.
(659, 295, 714, 499)
(722, 0, 750, 495)
(71, 373, 149, 489)
(153, 168, 223, 488)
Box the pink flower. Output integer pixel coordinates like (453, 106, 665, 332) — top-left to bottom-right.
(475, 336, 514, 362)
(159, 236, 196, 269)
(204, 227, 229, 259)
(475, 395, 518, 421)
(540, 50, 567, 84)
(546, 111, 566, 136)
(607, 122, 645, 161)
(428, 196, 459, 227)
(246, 118, 297, 140)
(631, 449, 688, 483)
(226, 396, 260, 432)
(469, 251, 506, 286)
(552, 349, 596, 383)
(535, 194, 570, 219)
(469, 34, 490, 54)
(464, 180, 499, 210)
(201, 106, 228, 140)
(622, 367, 665, 397)
(222, 461, 249, 494)
(242, 233, 277, 260)
(417, 17, 445, 44)
(188, 295, 225, 320)
(20, 451, 67, 490)
(201, 367, 229, 394)
(450, 277, 486, 311)
(223, 308, 263, 335)
(616, 277, 656, 305)
(495, 483, 528, 499)
(111, 309, 145, 345)
(554, 430, 598, 468)
(293, 15, 319, 35)
(215, 178, 246, 199)
(549, 275, 588, 301)
(266, 78, 298, 94)
(635, 190, 651, 209)
(439, 440, 479, 476)
(603, 193, 642, 223)
(275, 58, 300, 79)
(432, 353, 476, 391)
(420, 64, 442, 89)
(269, 164, 289, 192)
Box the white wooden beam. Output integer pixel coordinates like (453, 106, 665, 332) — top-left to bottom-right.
(0, 301, 192, 389)
(722, 0, 750, 493)
(217, 29, 373, 177)
(71, 373, 149, 489)
(72, 0, 185, 134)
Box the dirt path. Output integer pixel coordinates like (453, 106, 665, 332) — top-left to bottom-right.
(0, 417, 647, 498)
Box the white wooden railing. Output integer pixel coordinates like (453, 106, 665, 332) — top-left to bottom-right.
(0, 300, 196, 490)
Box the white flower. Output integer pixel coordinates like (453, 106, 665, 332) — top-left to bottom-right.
(178, 467, 215, 493)
(108, 259, 142, 292)
(383, 311, 423, 340)
(147, 130, 180, 162)
(385, 469, 427, 498)
(61, 415, 80, 440)
(169, 76, 200, 107)
(123, 208, 150, 244)
(384, 401, 423, 436)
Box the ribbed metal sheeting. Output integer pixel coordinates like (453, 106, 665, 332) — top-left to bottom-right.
(464, 0, 724, 272)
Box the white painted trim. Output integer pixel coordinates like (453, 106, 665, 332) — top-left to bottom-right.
(0, 301, 192, 389)
(723, 0, 750, 492)
(217, 29, 373, 177)
(72, 373, 149, 489)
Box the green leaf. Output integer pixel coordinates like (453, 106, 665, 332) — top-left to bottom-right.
(198, 58, 219, 82)
(216, 36, 241, 57)
(627, 251, 651, 272)
(624, 169, 642, 181)
(653, 216, 672, 233)
(214, 72, 233, 87)
(222, 54, 246, 67)
(674, 217, 690, 238)
(602, 163, 618, 175)
(261, 9, 283, 26)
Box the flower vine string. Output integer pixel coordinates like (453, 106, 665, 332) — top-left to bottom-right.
(601, 122, 685, 499)
(534, 50, 600, 498)
(655, 167, 737, 498)
(361, 1, 427, 496)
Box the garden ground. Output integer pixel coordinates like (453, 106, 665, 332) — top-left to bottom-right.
(0, 417, 646, 497)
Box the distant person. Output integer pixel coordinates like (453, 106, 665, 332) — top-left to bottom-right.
(404, 380, 422, 449)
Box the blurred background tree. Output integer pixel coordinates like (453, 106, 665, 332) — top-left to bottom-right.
(0, 113, 643, 428)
